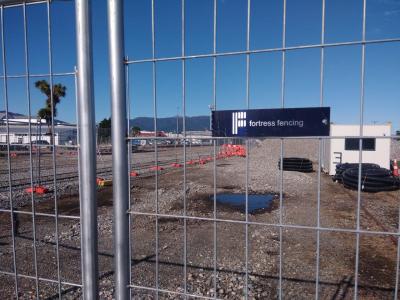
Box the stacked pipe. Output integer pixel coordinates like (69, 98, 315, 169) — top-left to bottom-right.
(332, 163, 379, 183)
(278, 157, 313, 173)
(341, 166, 400, 192)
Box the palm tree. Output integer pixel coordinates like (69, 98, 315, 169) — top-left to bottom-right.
(35, 80, 67, 139)
(37, 107, 52, 125)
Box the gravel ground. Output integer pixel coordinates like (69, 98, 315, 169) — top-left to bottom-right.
(0, 140, 399, 299)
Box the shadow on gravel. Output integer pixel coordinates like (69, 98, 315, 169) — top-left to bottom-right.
(10, 233, 391, 299)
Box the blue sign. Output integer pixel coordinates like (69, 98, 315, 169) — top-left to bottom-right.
(212, 107, 330, 137)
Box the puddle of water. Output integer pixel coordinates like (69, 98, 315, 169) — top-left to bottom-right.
(210, 193, 274, 213)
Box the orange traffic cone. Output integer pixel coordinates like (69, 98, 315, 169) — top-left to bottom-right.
(393, 159, 399, 177)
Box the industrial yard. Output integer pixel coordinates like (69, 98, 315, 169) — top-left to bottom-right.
(1, 139, 399, 299)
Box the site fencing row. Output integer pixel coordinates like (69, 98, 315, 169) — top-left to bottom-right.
(0, 0, 399, 299)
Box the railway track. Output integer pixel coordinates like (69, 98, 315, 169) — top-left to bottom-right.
(0, 153, 213, 191)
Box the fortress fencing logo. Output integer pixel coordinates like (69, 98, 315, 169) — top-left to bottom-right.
(213, 107, 330, 137)
(232, 111, 246, 135)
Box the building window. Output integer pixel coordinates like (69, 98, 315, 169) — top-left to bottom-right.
(344, 138, 376, 151)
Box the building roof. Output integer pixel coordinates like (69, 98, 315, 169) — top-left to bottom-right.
(0, 125, 77, 135)
(0, 110, 73, 126)
(137, 130, 167, 137)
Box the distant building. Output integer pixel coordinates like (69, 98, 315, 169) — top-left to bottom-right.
(131, 130, 167, 146)
(323, 123, 391, 175)
(0, 111, 77, 146)
(137, 130, 167, 137)
(165, 130, 211, 138)
(164, 130, 212, 145)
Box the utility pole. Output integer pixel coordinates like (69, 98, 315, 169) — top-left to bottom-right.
(176, 106, 180, 137)
(37, 117, 41, 186)
(208, 104, 215, 145)
(208, 104, 214, 131)
(175, 106, 179, 161)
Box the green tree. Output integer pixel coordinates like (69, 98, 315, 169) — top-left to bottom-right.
(131, 126, 141, 136)
(35, 80, 67, 132)
(98, 118, 112, 143)
(98, 117, 111, 129)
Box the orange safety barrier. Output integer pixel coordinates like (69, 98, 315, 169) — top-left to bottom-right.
(150, 166, 164, 171)
(186, 160, 197, 165)
(219, 144, 246, 158)
(97, 177, 112, 187)
(25, 186, 49, 194)
(130, 171, 139, 177)
(393, 159, 399, 177)
(35, 186, 49, 194)
(171, 163, 183, 168)
(25, 187, 35, 194)
(96, 177, 105, 185)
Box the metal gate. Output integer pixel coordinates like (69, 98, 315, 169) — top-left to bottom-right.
(1, 0, 400, 299)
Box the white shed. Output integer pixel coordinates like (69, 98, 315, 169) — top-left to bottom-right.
(323, 123, 391, 175)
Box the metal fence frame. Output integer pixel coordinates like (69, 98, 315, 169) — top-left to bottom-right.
(107, 0, 130, 299)
(1, 0, 399, 298)
(108, 0, 400, 299)
(0, 0, 98, 299)
(75, 0, 98, 298)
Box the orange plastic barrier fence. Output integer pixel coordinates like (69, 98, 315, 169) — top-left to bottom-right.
(150, 166, 164, 171)
(25, 186, 49, 194)
(171, 163, 183, 168)
(218, 144, 246, 158)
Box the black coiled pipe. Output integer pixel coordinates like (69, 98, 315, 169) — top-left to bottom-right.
(278, 157, 314, 173)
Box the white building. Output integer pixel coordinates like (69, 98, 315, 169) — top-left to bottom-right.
(323, 123, 391, 175)
(0, 111, 77, 146)
(165, 130, 212, 145)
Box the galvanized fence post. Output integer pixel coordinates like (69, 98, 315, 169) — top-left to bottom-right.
(75, 0, 99, 298)
(107, 0, 130, 299)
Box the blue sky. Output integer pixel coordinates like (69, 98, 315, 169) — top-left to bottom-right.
(0, 0, 399, 131)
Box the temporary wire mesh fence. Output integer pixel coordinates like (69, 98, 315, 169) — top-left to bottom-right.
(0, 0, 98, 299)
(1, 0, 399, 299)
(114, 0, 400, 299)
